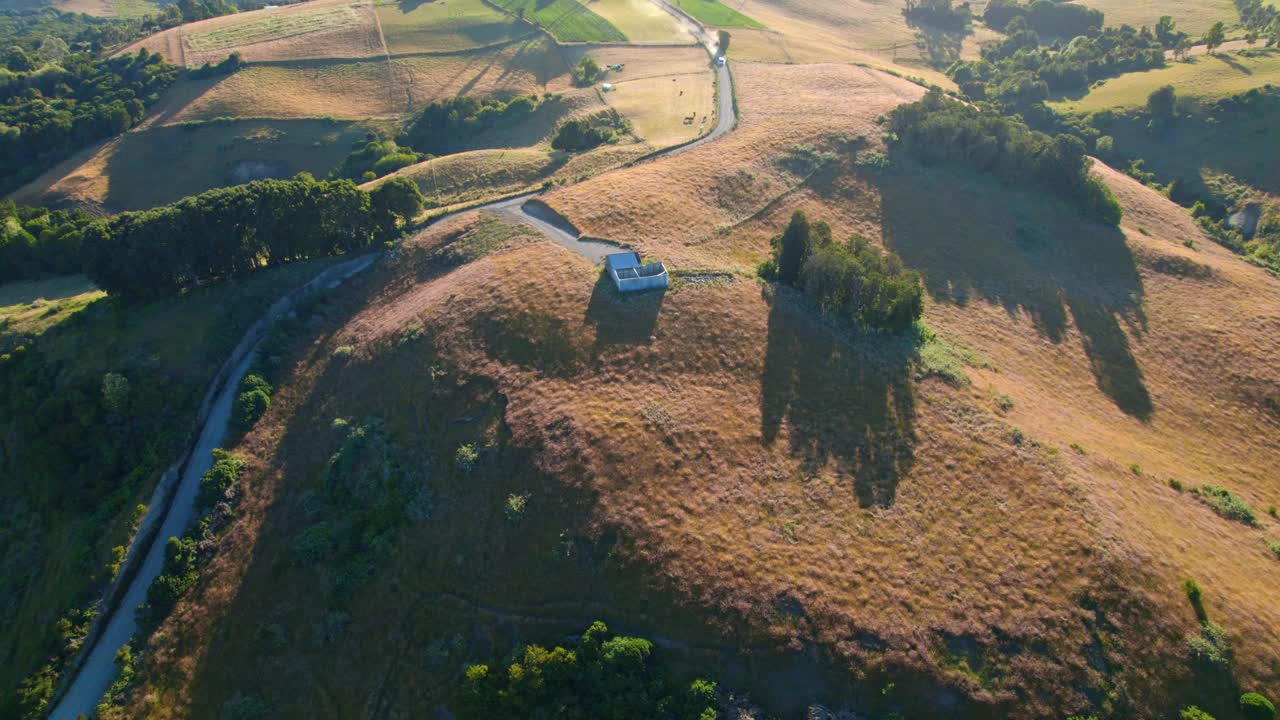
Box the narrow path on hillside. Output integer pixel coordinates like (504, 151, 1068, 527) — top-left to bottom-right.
(48, 14, 739, 718)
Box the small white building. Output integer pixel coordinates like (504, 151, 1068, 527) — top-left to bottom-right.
(605, 252, 669, 293)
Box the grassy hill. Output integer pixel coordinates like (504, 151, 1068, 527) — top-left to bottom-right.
(97, 62, 1280, 720)
(1053, 48, 1280, 113)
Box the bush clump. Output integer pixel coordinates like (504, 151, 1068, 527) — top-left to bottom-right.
(196, 449, 245, 509)
(233, 373, 272, 433)
(551, 110, 630, 152)
(456, 621, 718, 719)
(1185, 622, 1232, 671)
(761, 210, 924, 333)
(1197, 484, 1258, 526)
(1240, 693, 1277, 720)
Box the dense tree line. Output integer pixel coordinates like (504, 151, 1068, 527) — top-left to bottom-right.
(902, 0, 971, 32)
(0, 48, 178, 193)
(457, 621, 720, 720)
(886, 89, 1123, 224)
(982, 0, 1103, 38)
(398, 94, 548, 156)
(948, 19, 1164, 106)
(84, 175, 424, 300)
(0, 201, 94, 282)
(760, 211, 925, 333)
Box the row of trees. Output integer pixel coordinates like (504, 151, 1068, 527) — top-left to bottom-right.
(0, 48, 178, 193)
(761, 211, 925, 333)
(84, 175, 425, 300)
(457, 621, 720, 720)
(887, 89, 1123, 225)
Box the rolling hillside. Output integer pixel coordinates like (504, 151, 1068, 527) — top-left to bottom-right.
(103, 60, 1280, 720)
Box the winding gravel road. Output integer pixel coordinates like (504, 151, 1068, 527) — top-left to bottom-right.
(47, 14, 737, 720)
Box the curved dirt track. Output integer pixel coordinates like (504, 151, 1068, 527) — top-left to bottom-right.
(48, 15, 738, 719)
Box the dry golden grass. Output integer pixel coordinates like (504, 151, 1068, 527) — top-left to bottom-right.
(718, 0, 1003, 89)
(373, 0, 528, 55)
(116, 59, 1280, 719)
(12, 119, 381, 212)
(51, 0, 114, 16)
(541, 61, 926, 269)
(560, 45, 715, 145)
(1076, 0, 1237, 36)
(122, 0, 385, 67)
(582, 0, 696, 43)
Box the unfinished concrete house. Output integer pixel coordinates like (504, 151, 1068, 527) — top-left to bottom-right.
(605, 252, 669, 293)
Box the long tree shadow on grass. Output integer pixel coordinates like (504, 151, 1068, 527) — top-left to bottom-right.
(759, 287, 917, 508)
(872, 158, 1153, 421)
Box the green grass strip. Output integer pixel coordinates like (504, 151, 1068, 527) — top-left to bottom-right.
(673, 0, 764, 28)
(490, 0, 627, 42)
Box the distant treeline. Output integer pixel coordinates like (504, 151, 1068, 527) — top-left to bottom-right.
(84, 175, 425, 300)
(887, 90, 1122, 225)
(0, 49, 178, 193)
(949, 20, 1165, 107)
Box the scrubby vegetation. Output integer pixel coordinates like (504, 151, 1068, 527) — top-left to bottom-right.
(551, 110, 631, 152)
(1195, 485, 1259, 526)
(0, 48, 178, 193)
(886, 89, 1122, 225)
(334, 137, 425, 182)
(572, 55, 601, 87)
(949, 16, 1164, 108)
(398, 94, 551, 156)
(82, 174, 422, 300)
(295, 419, 432, 595)
(455, 620, 719, 719)
(760, 211, 924, 333)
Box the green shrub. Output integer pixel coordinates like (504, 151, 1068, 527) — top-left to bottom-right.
(1240, 693, 1276, 720)
(1185, 622, 1231, 670)
(504, 493, 529, 522)
(551, 111, 630, 153)
(1268, 540, 1280, 560)
(1199, 485, 1258, 526)
(291, 522, 337, 567)
(1169, 478, 1183, 491)
(233, 388, 270, 432)
(996, 394, 1014, 413)
(1184, 578, 1206, 621)
(573, 56, 601, 86)
(455, 443, 479, 473)
(1180, 707, 1216, 720)
(145, 535, 200, 619)
(196, 449, 244, 509)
